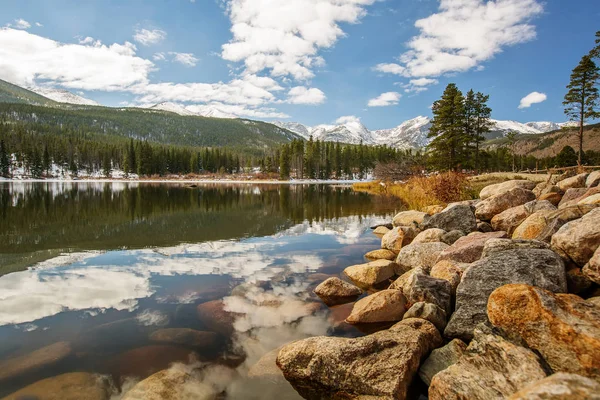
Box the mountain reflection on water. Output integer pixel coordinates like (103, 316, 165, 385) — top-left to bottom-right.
(0, 182, 400, 399)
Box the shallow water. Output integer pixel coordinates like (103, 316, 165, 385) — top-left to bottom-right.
(0, 182, 401, 398)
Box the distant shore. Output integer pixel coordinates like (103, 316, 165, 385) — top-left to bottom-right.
(0, 177, 370, 185)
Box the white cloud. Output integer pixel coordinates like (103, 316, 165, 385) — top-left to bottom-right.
(335, 115, 361, 125)
(401, 78, 439, 93)
(368, 91, 401, 107)
(221, 0, 376, 80)
(376, 0, 543, 78)
(153, 52, 166, 61)
(35, 22, 43, 27)
(7, 19, 31, 29)
(186, 102, 290, 119)
(286, 86, 326, 105)
(133, 28, 167, 46)
(0, 28, 153, 91)
(169, 52, 199, 67)
(518, 91, 547, 109)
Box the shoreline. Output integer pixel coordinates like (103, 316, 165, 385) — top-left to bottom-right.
(0, 178, 371, 185)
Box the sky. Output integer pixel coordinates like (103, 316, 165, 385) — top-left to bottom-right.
(0, 0, 598, 130)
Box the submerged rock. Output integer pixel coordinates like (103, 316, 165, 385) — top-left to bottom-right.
(343, 260, 396, 289)
(488, 284, 600, 380)
(445, 249, 567, 341)
(418, 339, 467, 386)
(552, 207, 600, 266)
(2, 372, 112, 400)
(149, 328, 219, 350)
(508, 373, 600, 400)
(197, 300, 239, 335)
(0, 341, 72, 383)
(247, 348, 285, 382)
(395, 241, 449, 273)
(475, 187, 536, 221)
(420, 204, 477, 234)
(121, 367, 215, 400)
(110, 345, 197, 381)
(429, 329, 547, 400)
(276, 318, 442, 400)
(345, 289, 408, 324)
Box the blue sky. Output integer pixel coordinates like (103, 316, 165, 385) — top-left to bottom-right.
(0, 0, 598, 129)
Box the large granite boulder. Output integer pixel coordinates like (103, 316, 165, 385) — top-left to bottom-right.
(429, 329, 547, 400)
(395, 242, 449, 273)
(491, 200, 555, 235)
(551, 207, 600, 266)
(508, 373, 600, 400)
(412, 228, 446, 244)
(480, 180, 536, 200)
(539, 192, 562, 206)
(420, 204, 477, 234)
(481, 238, 550, 258)
(436, 231, 508, 264)
(345, 289, 408, 324)
(314, 277, 362, 306)
(475, 187, 536, 221)
(373, 225, 391, 236)
(344, 260, 396, 289)
(2, 372, 112, 400)
(403, 302, 447, 331)
(558, 188, 589, 208)
(393, 210, 427, 227)
(430, 260, 464, 294)
(440, 230, 465, 245)
(389, 267, 426, 291)
(381, 226, 418, 252)
(121, 367, 215, 400)
(533, 181, 561, 198)
(149, 328, 219, 349)
(579, 193, 600, 205)
(276, 318, 442, 400)
(364, 249, 397, 261)
(445, 249, 567, 341)
(535, 204, 598, 243)
(403, 273, 453, 315)
(557, 173, 588, 191)
(511, 210, 555, 240)
(0, 341, 72, 383)
(583, 246, 600, 285)
(587, 170, 600, 188)
(488, 284, 600, 380)
(418, 339, 467, 386)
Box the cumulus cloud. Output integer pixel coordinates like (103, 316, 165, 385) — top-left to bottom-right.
(169, 52, 199, 67)
(518, 91, 547, 109)
(186, 103, 290, 119)
(286, 86, 326, 105)
(221, 0, 376, 80)
(35, 22, 43, 27)
(376, 0, 543, 79)
(401, 78, 439, 93)
(367, 91, 401, 107)
(0, 28, 153, 91)
(133, 28, 167, 46)
(6, 19, 31, 29)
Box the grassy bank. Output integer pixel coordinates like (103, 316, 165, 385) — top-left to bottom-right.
(354, 172, 550, 211)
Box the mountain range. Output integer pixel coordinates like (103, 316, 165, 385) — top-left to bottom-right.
(0, 79, 579, 150)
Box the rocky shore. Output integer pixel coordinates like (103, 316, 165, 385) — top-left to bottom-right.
(278, 171, 600, 399)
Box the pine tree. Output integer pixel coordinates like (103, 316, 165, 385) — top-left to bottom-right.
(427, 83, 467, 170)
(0, 139, 9, 178)
(589, 30, 600, 59)
(42, 144, 51, 175)
(473, 92, 493, 173)
(506, 131, 517, 172)
(279, 145, 290, 180)
(563, 55, 600, 166)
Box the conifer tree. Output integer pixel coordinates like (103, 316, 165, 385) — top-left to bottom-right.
(42, 144, 51, 175)
(589, 30, 600, 59)
(279, 144, 290, 180)
(563, 55, 600, 166)
(473, 92, 493, 173)
(0, 139, 9, 178)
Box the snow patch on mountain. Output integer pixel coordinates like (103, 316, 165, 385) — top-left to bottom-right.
(149, 102, 197, 116)
(372, 116, 432, 150)
(148, 102, 237, 119)
(28, 87, 100, 106)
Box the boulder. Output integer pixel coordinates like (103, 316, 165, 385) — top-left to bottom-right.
(343, 260, 396, 289)
(418, 339, 467, 386)
(511, 210, 554, 240)
(393, 210, 427, 227)
(490, 205, 529, 235)
(0, 341, 72, 383)
(480, 180, 536, 200)
(381, 226, 418, 252)
(551, 207, 600, 266)
(475, 187, 536, 221)
(412, 228, 446, 244)
(364, 249, 397, 261)
(587, 170, 600, 188)
(579, 193, 600, 205)
(533, 181, 561, 198)
(566, 267, 593, 294)
(436, 231, 508, 264)
(403, 273, 453, 315)
(345, 289, 408, 324)
(440, 230, 465, 245)
(2, 372, 112, 400)
(197, 300, 239, 335)
(558, 188, 588, 208)
(481, 238, 550, 258)
(539, 192, 562, 206)
(149, 328, 219, 350)
(476, 221, 494, 232)
(536, 204, 599, 243)
(373, 226, 391, 236)
(588, 297, 600, 308)
(557, 173, 588, 191)
(403, 302, 446, 331)
(445, 249, 567, 341)
(488, 284, 600, 380)
(395, 242, 449, 273)
(121, 367, 215, 400)
(276, 318, 442, 400)
(389, 267, 426, 291)
(429, 329, 547, 400)
(314, 277, 362, 306)
(583, 246, 600, 284)
(508, 373, 600, 400)
(424, 205, 445, 215)
(430, 260, 463, 294)
(109, 345, 197, 380)
(247, 348, 285, 382)
(420, 204, 477, 234)
(524, 199, 557, 214)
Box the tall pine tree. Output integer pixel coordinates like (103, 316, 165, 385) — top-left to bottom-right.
(563, 55, 600, 166)
(472, 92, 493, 173)
(0, 139, 9, 178)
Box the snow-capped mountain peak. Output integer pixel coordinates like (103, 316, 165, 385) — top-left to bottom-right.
(149, 102, 197, 116)
(372, 116, 432, 149)
(147, 102, 237, 119)
(28, 87, 100, 106)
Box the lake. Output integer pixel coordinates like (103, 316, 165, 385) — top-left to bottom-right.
(0, 182, 401, 399)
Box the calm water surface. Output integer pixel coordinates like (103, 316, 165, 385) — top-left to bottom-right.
(0, 182, 400, 398)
